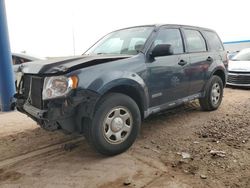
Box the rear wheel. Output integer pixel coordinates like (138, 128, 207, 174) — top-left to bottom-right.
(199, 75, 224, 111)
(84, 93, 141, 155)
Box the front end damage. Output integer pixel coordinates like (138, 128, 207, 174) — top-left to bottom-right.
(15, 74, 100, 133)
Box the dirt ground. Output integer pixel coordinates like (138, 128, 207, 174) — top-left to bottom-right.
(0, 87, 249, 188)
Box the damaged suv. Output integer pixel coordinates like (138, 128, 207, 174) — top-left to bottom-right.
(15, 25, 228, 155)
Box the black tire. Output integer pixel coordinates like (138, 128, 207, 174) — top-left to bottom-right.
(199, 75, 224, 111)
(84, 93, 141, 156)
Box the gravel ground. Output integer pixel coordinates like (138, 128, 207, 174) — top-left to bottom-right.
(0, 87, 249, 188)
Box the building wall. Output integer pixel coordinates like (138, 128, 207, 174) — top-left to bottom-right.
(223, 40, 250, 52)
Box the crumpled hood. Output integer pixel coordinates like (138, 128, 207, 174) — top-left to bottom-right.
(228, 60, 250, 72)
(16, 55, 132, 75)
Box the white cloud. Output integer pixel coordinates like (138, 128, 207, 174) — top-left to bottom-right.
(5, 0, 250, 57)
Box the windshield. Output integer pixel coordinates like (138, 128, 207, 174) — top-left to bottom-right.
(232, 48, 250, 61)
(85, 27, 154, 55)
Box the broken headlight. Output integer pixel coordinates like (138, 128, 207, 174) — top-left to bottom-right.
(42, 75, 78, 100)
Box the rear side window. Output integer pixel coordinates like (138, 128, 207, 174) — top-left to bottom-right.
(203, 31, 224, 51)
(154, 28, 184, 54)
(183, 29, 207, 53)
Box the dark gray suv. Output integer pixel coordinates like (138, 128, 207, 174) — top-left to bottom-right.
(15, 24, 228, 155)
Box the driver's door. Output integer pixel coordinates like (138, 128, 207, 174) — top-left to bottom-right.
(146, 27, 190, 107)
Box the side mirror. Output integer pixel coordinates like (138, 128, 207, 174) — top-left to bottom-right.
(150, 44, 173, 58)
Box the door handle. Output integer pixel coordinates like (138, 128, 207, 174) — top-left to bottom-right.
(178, 59, 187, 66)
(207, 56, 213, 62)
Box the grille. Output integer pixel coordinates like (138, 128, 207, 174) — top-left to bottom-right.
(30, 77, 44, 109)
(228, 73, 250, 85)
(22, 75, 44, 109)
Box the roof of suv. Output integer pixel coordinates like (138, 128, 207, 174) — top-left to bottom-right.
(117, 24, 215, 33)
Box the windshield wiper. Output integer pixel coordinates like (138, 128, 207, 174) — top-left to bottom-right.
(96, 53, 107, 55)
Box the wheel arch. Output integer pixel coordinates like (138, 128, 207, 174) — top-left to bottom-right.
(98, 80, 149, 120)
(212, 68, 226, 87)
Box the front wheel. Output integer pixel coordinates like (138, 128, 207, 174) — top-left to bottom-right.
(199, 75, 224, 111)
(84, 93, 141, 156)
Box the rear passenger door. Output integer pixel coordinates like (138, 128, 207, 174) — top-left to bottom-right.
(182, 28, 214, 95)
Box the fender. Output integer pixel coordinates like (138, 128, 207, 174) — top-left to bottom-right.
(88, 71, 149, 114)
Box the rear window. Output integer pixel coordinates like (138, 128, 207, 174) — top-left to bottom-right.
(183, 29, 207, 53)
(203, 31, 224, 51)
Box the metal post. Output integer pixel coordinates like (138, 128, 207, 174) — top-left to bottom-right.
(0, 0, 15, 111)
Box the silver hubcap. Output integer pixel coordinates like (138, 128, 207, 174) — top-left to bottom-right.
(211, 83, 221, 105)
(103, 107, 133, 144)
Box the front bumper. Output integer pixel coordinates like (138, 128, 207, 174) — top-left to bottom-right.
(16, 89, 100, 133)
(227, 72, 250, 87)
(23, 103, 47, 119)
